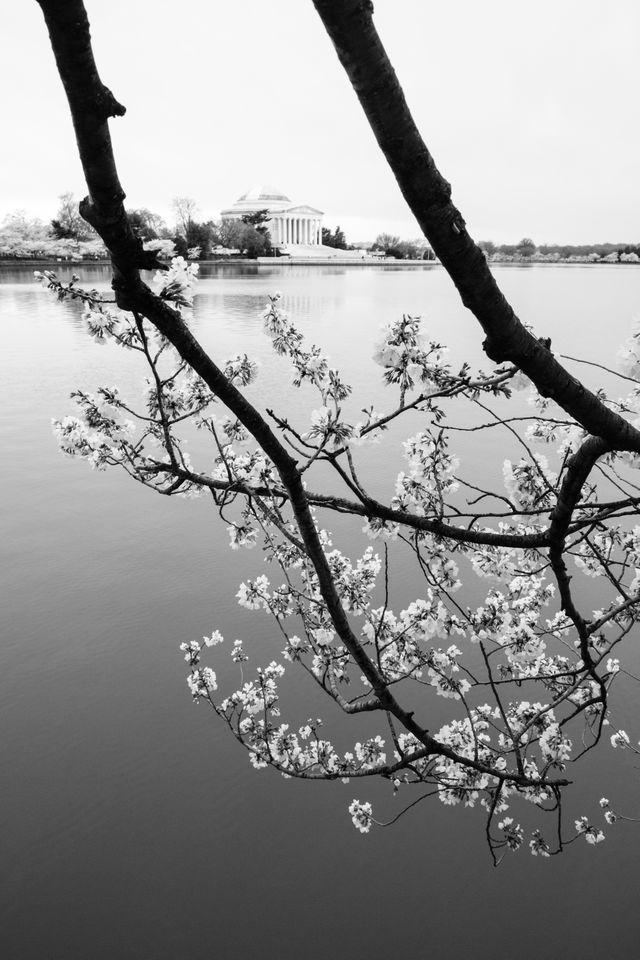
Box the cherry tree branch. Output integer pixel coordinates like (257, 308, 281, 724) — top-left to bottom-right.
(38, 0, 552, 788)
(310, 0, 640, 452)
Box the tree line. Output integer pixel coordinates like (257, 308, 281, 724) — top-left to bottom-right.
(1, 193, 441, 262)
(3, 193, 637, 266)
(7, 197, 636, 266)
(479, 237, 640, 263)
(0, 192, 278, 261)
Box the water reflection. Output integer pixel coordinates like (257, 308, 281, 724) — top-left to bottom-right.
(3, 263, 640, 959)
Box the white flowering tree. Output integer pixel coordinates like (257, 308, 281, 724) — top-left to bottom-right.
(36, 0, 640, 861)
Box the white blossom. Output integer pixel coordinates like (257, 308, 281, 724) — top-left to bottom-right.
(348, 799, 373, 833)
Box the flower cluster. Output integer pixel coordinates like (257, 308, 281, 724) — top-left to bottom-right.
(393, 430, 460, 518)
(373, 314, 449, 401)
(153, 256, 199, 308)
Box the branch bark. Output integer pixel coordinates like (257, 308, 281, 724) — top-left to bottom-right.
(311, 0, 640, 452)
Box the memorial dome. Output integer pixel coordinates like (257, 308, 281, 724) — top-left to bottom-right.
(237, 185, 291, 203)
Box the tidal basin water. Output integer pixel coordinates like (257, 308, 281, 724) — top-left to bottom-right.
(3, 262, 640, 959)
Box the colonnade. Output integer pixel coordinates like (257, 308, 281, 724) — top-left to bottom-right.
(272, 216, 322, 246)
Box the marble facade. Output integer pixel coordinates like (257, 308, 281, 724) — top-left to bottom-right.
(220, 185, 323, 246)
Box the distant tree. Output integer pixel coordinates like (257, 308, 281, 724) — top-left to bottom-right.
(126, 208, 167, 241)
(375, 234, 392, 249)
(170, 199, 218, 259)
(494, 243, 517, 257)
(172, 197, 198, 237)
(241, 209, 270, 229)
(478, 239, 496, 257)
(216, 218, 268, 258)
(217, 219, 248, 251)
(372, 234, 431, 260)
(396, 240, 427, 259)
(2, 210, 50, 240)
(332, 226, 347, 249)
(240, 209, 272, 255)
(243, 226, 269, 258)
(322, 225, 347, 249)
(516, 237, 536, 259)
(185, 221, 215, 259)
(372, 233, 402, 259)
(51, 191, 95, 240)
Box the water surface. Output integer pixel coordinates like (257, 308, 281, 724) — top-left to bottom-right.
(3, 262, 640, 959)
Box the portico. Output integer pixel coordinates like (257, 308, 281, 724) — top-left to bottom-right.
(220, 186, 324, 248)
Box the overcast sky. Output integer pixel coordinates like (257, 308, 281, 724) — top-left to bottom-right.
(3, 0, 639, 243)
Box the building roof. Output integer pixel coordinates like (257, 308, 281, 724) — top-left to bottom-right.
(237, 185, 291, 203)
(220, 185, 324, 219)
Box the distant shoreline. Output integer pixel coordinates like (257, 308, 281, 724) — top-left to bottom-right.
(0, 257, 438, 268)
(1, 257, 639, 269)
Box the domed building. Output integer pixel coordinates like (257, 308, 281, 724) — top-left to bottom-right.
(220, 184, 324, 248)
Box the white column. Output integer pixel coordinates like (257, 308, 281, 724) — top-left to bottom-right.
(303, 219, 308, 245)
(306, 219, 311, 244)
(286, 218, 290, 244)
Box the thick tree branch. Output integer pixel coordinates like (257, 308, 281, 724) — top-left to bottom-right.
(311, 0, 640, 452)
(36, 0, 161, 272)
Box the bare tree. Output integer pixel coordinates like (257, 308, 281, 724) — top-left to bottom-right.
(172, 196, 198, 237)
